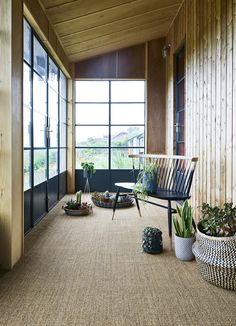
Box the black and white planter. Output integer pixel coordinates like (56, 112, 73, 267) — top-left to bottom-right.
(192, 226, 236, 291)
(174, 234, 195, 261)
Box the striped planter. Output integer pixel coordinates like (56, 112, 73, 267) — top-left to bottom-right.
(192, 226, 236, 291)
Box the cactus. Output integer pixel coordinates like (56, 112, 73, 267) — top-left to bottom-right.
(76, 190, 82, 205)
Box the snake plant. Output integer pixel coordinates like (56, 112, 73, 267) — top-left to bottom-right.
(173, 200, 194, 238)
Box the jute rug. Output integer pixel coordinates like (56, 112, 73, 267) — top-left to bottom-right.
(0, 196, 235, 326)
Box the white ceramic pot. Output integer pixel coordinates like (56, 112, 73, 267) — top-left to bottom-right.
(174, 234, 195, 261)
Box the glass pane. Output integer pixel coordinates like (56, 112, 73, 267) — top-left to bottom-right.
(33, 37, 47, 79)
(24, 19, 31, 64)
(75, 126, 108, 147)
(48, 58, 58, 91)
(177, 81, 185, 111)
(24, 150, 31, 191)
(60, 98, 67, 123)
(60, 123, 67, 147)
(49, 119, 58, 148)
(60, 148, 66, 172)
(177, 50, 185, 80)
(76, 81, 109, 102)
(33, 73, 47, 115)
(33, 112, 46, 148)
(111, 149, 138, 169)
(49, 149, 58, 178)
(111, 104, 144, 124)
(34, 150, 47, 186)
(24, 107, 31, 147)
(76, 104, 109, 125)
(76, 148, 108, 169)
(48, 88, 58, 120)
(23, 64, 31, 109)
(60, 71, 67, 99)
(111, 81, 145, 102)
(111, 126, 144, 147)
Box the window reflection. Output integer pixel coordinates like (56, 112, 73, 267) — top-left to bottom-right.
(33, 112, 46, 148)
(49, 119, 58, 148)
(24, 150, 31, 191)
(48, 58, 58, 91)
(76, 148, 108, 169)
(48, 88, 58, 120)
(24, 107, 31, 147)
(33, 73, 47, 115)
(49, 149, 58, 178)
(60, 148, 66, 172)
(33, 37, 47, 79)
(24, 64, 31, 109)
(76, 81, 109, 102)
(75, 126, 108, 147)
(24, 20, 31, 64)
(34, 150, 47, 185)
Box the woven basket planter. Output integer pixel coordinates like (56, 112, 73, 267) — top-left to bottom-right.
(192, 226, 236, 291)
(91, 195, 133, 209)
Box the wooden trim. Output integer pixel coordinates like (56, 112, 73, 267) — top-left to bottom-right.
(0, 0, 24, 269)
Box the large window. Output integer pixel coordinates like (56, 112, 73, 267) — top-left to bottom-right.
(75, 80, 145, 170)
(23, 18, 68, 191)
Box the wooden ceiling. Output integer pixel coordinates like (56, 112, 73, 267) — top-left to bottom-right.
(39, 0, 183, 62)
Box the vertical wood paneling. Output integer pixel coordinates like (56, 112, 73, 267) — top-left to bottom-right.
(233, 0, 236, 204)
(166, 0, 236, 213)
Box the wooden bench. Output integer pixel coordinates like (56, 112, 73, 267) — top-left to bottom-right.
(112, 154, 198, 237)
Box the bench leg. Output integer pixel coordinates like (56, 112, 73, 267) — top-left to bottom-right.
(112, 187, 120, 220)
(167, 200, 172, 237)
(133, 193, 141, 217)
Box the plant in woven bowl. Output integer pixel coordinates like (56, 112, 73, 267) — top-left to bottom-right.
(142, 227, 163, 254)
(63, 191, 92, 216)
(173, 200, 195, 261)
(192, 202, 236, 291)
(91, 191, 133, 209)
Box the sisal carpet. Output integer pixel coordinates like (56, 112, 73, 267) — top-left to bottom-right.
(0, 196, 235, 326)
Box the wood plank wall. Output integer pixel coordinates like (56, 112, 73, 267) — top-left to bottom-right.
(166, 0, 236, 214)
(0, 0, 24, 269)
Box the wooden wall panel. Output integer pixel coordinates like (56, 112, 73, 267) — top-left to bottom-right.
(166, 0, 236, 214)
(147, 38, 166, 153)
(74, 44, 145, 79)
(0, 0, 23, 269)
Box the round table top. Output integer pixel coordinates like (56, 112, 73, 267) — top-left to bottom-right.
(114, 182, 135, 190)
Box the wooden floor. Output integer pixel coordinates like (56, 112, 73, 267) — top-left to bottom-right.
(0, 195, 235, 326)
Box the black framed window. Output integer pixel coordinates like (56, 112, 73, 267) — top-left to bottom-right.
(75, 80, 145, 170)
(23, 18, 68, 232)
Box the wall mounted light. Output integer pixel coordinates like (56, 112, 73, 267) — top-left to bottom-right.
(162, 44, 171, 58)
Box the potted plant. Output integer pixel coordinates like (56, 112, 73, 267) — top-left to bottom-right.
(133, 162, 158, 198)
(63, 190, 92, 216)
(81, 161, 96, 178)
(192, 202, 236, 290)
(142, 227, 163, 254)
(173, 200, 195, 261)
(91, 191, 133, 208)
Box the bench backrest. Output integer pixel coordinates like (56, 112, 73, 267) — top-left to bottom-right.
(129, 154, 198, 196)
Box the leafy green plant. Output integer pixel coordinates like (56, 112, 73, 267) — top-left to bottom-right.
(133, 181, 148, 200)
(81, 161, 96, 174)
(64, 199, 91, 210)
(199, 202, 236, 237)
(173, 200, 195, 238)
(133, 162, 158, 197)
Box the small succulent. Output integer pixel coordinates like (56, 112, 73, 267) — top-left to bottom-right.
(199, 202, 236, 237)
